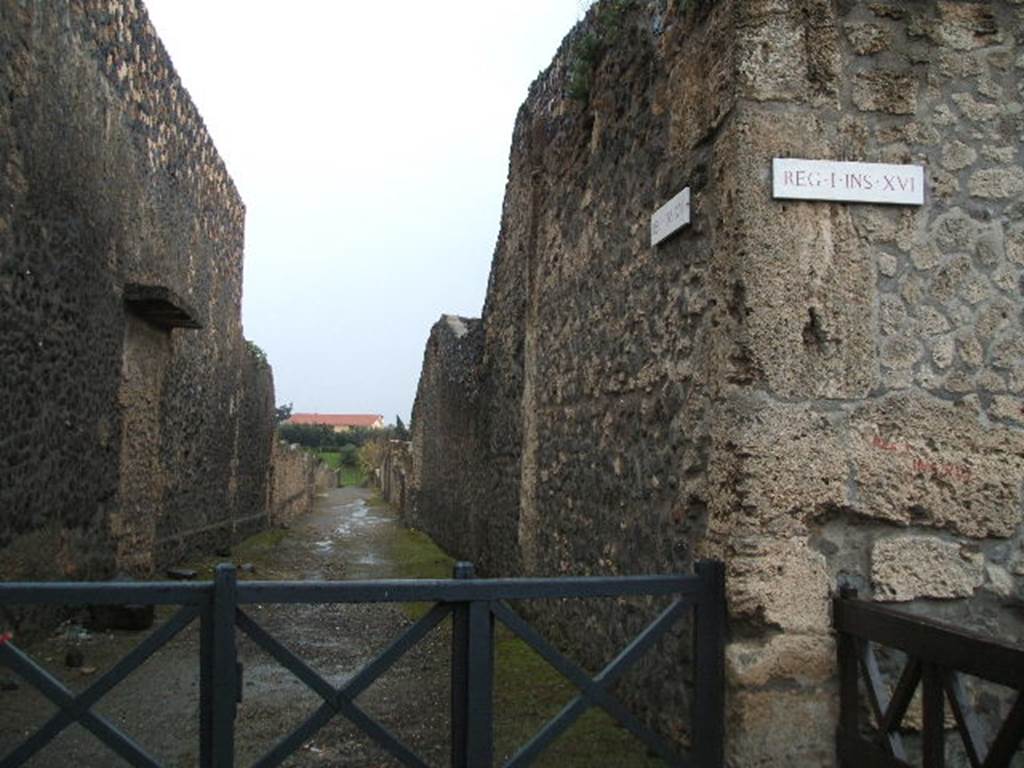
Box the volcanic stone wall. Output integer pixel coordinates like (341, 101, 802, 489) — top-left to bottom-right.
(409, 1, 1024, 764)
(0, 1, 277, 583)
(380, 440, 413, 514)
(270, 442, 318, 525)
(408, 315, 502, 565)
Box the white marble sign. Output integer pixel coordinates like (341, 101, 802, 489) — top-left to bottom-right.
(651, 187, 691, 246)
(773, 158, 924, 205)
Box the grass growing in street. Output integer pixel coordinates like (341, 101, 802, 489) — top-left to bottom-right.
(381, 497, 666, 767)
(337, 465, 364, 486)
(316, 450, 342, 469)
(316, 451, 365, 486)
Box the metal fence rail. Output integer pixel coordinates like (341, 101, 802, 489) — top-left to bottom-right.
(0, 560, 725, 768)
(834, 589, 1024, 768)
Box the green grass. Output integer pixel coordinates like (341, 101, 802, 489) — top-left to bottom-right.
(175, 527, 290, 582)
(316, 452, 365, 486)
(492, 630, 666, 766)
(316, 450, 342, 469)
(338, 465, 364, 486)
(382, 502, 669, 766)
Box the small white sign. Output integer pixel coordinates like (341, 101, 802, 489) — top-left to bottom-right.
(773, 158, 924, 205)
(651, 187, 691, 246)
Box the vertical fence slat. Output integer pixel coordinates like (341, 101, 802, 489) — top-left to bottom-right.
(450, 562, 473, 768)
(199, 593, 215, 768)
(466, 598, 495, 768)
(694, 560, 726, 768)
(213, 564, 238, 768)
(836, 589, 860, 768)
(922, 662, 945, 768)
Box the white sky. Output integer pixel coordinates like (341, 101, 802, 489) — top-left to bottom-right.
(144, 1, 593, 424)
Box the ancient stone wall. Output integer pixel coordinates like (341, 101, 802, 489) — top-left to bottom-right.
(270, 442, 318, 525)
(380, 440, 413, 514)
(409, 1, 1024, 764)
(314, 463, 338, 494)
(707, 4, 1024, 762)
(0, 1, 277, 583)
(408, 316, 497, 564)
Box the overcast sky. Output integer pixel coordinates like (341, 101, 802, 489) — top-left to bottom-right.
(144, 1, 593, 424)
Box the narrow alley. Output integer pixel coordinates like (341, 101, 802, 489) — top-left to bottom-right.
(1, 488, 664, 767)
(0, 487, 453, 767)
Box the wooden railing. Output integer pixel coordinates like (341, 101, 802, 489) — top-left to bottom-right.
(834, 589, 1024, 768)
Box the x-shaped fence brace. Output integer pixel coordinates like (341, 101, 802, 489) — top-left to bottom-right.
(240, 602, 452, 768)
(835, 594, 1024, 768)
(493, 598, 688, 767)
(0, 564, 723, 768)
(855, 641, 1024, 768)
(0, 605, 199, 768)
(240, 596, 691, 768)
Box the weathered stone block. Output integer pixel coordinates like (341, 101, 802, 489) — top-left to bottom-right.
(845, 22, 890, 55)
(726, 537, 830, 633)
(853, 71, 918, 114)
(727, 687, 836, 768)
(932, 1, 1003, 50)
(968, 166, 1024, 199)
(850, 393, 1024, 538)
(941, 140, 977, 171)
(716, 111, 877, 400)
(872, 535, 983, 601)
(726, 634, 834, 688)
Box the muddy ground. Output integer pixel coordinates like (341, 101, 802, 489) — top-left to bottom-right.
(0, 487, 455, 767)
(0, 487, 666, 767)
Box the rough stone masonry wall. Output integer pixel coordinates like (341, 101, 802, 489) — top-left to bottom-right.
(409, 316, 498, 565)
(408, 1, 1024, 765)
(380, 440, 413, 515)
(0, 1, 277, 583)
(709, 3, 1024, 764)
(270, 442, 318, 525)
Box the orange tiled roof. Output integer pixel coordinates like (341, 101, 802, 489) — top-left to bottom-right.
(287, 413, 384, 428)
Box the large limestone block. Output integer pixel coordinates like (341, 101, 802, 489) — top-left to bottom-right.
(850, 392, 1024, 537)
(727, 687, 836, 768)
(726, 633, 834, 688)
(707, 399, 848, 538)
(734, 0, 840, 104)
(726, 537, 831, 633)
(920, 2, 1004, 51)
(872, 535, 984, 601)
(714, 110, 877, 400)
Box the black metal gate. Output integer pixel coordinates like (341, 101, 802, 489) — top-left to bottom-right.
(0, 561, 725, 767)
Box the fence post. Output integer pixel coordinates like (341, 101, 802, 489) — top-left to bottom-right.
(450, 561, 474, 768)
(199, 584, 215, 768)
(836, 587, 859, 767)
(922, 662, 945, 767)
(466, 597, 495, 767)
(694, 560, 725, 768)
(212, 564, 238, 768)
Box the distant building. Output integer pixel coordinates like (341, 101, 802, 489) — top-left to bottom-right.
(287, 413, 385, 432)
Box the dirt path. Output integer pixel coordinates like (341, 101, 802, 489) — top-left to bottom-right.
(0, 487, 455, 767)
